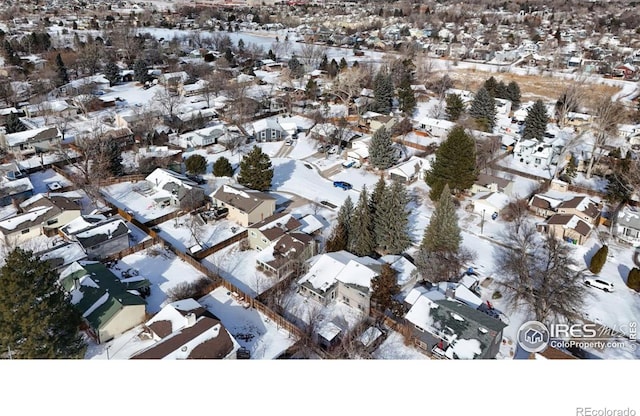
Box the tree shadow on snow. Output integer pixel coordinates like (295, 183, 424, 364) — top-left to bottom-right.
(271, 160, 296, 189)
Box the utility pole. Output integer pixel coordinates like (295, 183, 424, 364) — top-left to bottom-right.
(481, 209, 485, 235)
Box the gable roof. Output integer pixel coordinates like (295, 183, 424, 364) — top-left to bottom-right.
(0, 205, 55, 234)
(250, 212, 301, 241)
(557, 196, 600, 219)
(37, 242, 87, 270)
(546, 214, 592, 236)
(4, 126, 61, 147)
(212, 184, 275, 214)
(298, 251, 381, 294)
(475, 173, 512, 190)
(60, 262, 148, 332)
(74, 218, 129, 249)
(252, 118, 285, 134)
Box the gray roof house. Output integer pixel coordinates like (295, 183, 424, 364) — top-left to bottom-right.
(405, 289, 507, 359)
(615, 205, 640, 247)
(1, 126, 62, 157)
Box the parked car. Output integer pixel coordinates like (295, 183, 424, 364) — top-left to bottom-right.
(285, 138, 293, 146)
(584, 277, 614, 292)
(318, 144, 330, 153)
(342, 159, 356, 168)
(328, 145, 339, 154)
(333, 181, 353, 190)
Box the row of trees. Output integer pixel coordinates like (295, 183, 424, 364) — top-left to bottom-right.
(326, 177, 412, 256)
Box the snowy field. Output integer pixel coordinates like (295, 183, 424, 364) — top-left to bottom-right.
(199, 286, 296, 359)
(28, 169, 73, 194)
(101, 181, 179, 223)
(372, 332, 429, 360)
(155, 214, 245, 254)
(202, 243, 277, 298)
(109, 245, 208, 314)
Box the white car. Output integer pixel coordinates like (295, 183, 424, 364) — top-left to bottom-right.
(285, 138, 293, 146)
(584, 277, 615, 292)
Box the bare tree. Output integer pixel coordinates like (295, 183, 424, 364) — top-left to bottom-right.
(330, 67, 368, 111)
(585, 96, 625, 178)
(555, 81, 586, 128)
(154, 85, 185, 123)
(223, 80, 259, 136)
(298, 43, 326, 70)
(494, 221, 590, 323)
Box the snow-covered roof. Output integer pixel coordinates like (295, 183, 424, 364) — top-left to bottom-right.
(146, 168, 197, 191)
(388, 156, 429, 180)
(473, 192, 511, 212)
(0, 206, 53, 232)
(317, 321, 342, 341)
(380, 255, 417, 288)
(358, 326, 383, 348)
(297, 214, 324, 234)
(252, 118, 285, 134)
(445, 338, 482, 359)
(4, 126, 61, 147)
(405, 289, 445, 331)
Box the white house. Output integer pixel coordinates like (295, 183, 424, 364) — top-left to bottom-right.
(252, 118, 287, 142)
(175, 124, 227, 148)
(615, 205, 640, 247)
(388, 156, 430, 183)
(418, 117, 455, 138)
(1, 126, 62, 157)
(472, 192, 511, 217)
(512, 138, 563, 168)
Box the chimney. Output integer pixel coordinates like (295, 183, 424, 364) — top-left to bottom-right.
(185, 312, 196, 328)
(73, 277, 80, 291)
(445, 285, 455, 300)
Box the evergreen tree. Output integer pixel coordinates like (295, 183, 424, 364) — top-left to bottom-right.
(369, 126, 398, 169)
(372, 70, 394, 114)
(371, 264, 400, 312)
(2, 40, 21, 66)
(55, 53, 69, 87)
(339, 57, 348, 71)
(506, 81, 521, 108)
(589, 245, 608, 274)
(627, 267, 640, 292)
(107, 141, 124, 177)
(349, 186, 376, 256)
(374, 180, 412, 254)
(445, 93, 465, 121)
(369, 175, 387, 221)
(224, 47, 235, 65)
(325, 222, 348, 252)
(605, 172, 632, 204)
(267, 49, 276, 61)
(495, 81, 508, 99)
(469, 87, 496, 131)
(237, 145, 274, 191)
(336, 195, 354, 249)
(185, 154, 207, 175)
(237, 38, 245, 55)
(561, 154, 578, 182)
(522, 99, 549, 140)
(327, 58, 339, 78)
(397, 76, 416, 115)
(133, 58, 149, 84)
(213, 156, 233, 177)
(483, 76, 499, 97)
(0, 248, 85, 358)
(288, 56, 304, 78)
(305, 77, 318, 100)
(104, 61, 120, 87)
(5, 112, 26, 134)
(425, 125, 477, 200)
(421, 184, 461, 253)
(318, 54, 328, 71)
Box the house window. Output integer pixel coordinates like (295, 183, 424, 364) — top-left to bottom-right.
(357, 304, 364, 311)
(331, 292, 335, 299)
(271, 130, 276, 139)
(250, 231, 256, 237)
(21, 228, 30, 234)
(342, 296, 349, 304)
(414, 324, 424, 332)
(625, 228, 639, 238)
(261, 238, 268, 244)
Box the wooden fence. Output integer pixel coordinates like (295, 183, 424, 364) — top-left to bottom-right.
(103, 237, 160, 261)
(144, 209, 186, 227)
(192, 230, 248, 260)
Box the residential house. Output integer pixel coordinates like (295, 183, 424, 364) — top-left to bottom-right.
(252, 118, 287, 142)
(556, 196, 601, 225)
(0, 195, 81, 243)
(247, 212, 301, 250)
(472, 192, 510, 217)
(1, 126, 62, 157)
(367, 114, 397, 133)
(211, 184, 276, 227)
(157, 71, 190, 89)
(0, 162, 34, 206)
(471, 173, 515, 197)
(405, 288, 506, 359)
(512, 138, 562, 168)
(613, 63, 637, 80)
(59, 262, 150, 343)
(388, 156, 429, 184)
(180, 80, 209, 97)
(614, 205, 640, 247)
(380, 254, 418, 291)
(131, 298, 240, 359)
(297, 250, 383, 315)
(538, 214, 593, 245)
(418, 117, 455, 138)
(37, 241, 88, 272)
(145, 168, 204, 209)
(23, 100, 76, 119)
(0, 107, 23, 126)
(102, 127, 135, 148)
(529, 194, 563, 218)
(68, 217, 131, 260)
(176, 124, 227, 148)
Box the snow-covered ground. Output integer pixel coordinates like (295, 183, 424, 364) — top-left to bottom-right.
(372, 331, 429, 360)
(202, 243, 277, 298)
(101, 181, 179, 223)
(155, 214, 245, 254)
(109, 245, 208, 314)
(199, 286, 296, 359)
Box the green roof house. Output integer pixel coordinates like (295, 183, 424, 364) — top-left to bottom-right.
(60, 262, 150, 343)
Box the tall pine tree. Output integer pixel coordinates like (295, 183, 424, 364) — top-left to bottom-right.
(369, 175, 386, 220)
(328, 195, 354, 251)
(425, 125, 477, 200)
(397, 72, 416, 116)
(349, 186, 376, 256)
(372, 70, 394, 114)
(469, 87, 497, 131)
(371, 264, 400, 312)
(237, 145, 274, 191)
(0, 248, 85, 358)
(369, 126, 398, 169)
(506, 81, 521, 108)
(55, 53, 69, 87)
(445, 93, 465, 121)
(5, 112, 26, 134)
(522, 99, 549, 140)
(104, 61, 120, 87)
(374, 180, 412, 254)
